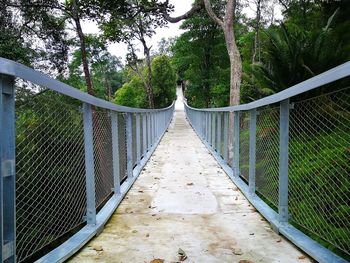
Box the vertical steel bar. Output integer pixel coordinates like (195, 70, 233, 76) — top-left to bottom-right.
(249, 109, 257, 196)
(208, 113, 212, 144)
(126, 113, 133, 181)
(147, 113, 151, 150)
(223, 112, 229, 162)
(136, 113, 141, 166)
(111, 112, 120, 195)
(217, 113, 221, 154)
(142, 114, 147, 157)
(279, 99, 290, 223)
(82, 103, 96, 225)
(233, 111, 240, 177)
(211, 113, 215, 148)
(0, 75, 16, 262)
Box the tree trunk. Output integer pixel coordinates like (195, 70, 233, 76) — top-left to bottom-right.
(72, 1, 94, 95)
(144, 46, 155, 109)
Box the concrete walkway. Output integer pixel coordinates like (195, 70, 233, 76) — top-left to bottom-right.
(69, 89, 310, 263)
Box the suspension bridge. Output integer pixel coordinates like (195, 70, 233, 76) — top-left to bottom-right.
(0, 58, 349, 263)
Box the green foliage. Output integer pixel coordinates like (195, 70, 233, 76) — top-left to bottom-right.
(152, 55, 176, 108)
(114, 76, 147, 108)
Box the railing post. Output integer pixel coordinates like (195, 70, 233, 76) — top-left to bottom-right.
(233, 111, 240, 177)
(249, 109, 257, 196)
(208, 113, 212, 144)
(211, 113, 215, 148)
(279, 99, 290, 224)
(0, 75, 16, 262)
(217, 113, 221, 154)
(111, 112, 120, 195)
(82, 103, 96, 225)
(126, 113, 133, 181)
(142, 114, 147, 157)
(136, 113, 141, 166)
(147, 113, 151, 150)
(223, 113, 228, 162)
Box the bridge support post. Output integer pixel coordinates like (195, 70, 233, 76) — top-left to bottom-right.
(211, 113, 216, 148)
(126, 113, 133, 181)
(83, 103, 96, 225)
(0, 75, 16, 262)
(208, 113, 211, 145)
(249, 109, 257, 196)
(147, 113, 151, 151)
(142, 114, 147, 157)
(278, 99, 290, 224)
(216, 113, 221, 155)
(136, 114, 141, 166)
(223, 113, 229, 162)
(111, 112, 121, 195)
(233, 111, 240, 177)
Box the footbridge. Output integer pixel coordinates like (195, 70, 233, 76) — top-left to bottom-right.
(0, 58, 349, 263)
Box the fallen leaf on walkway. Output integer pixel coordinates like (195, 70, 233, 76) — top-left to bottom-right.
(139, 199, 145, 202)
(154, 177, 160, 180)
(92, 245, 103, 252)
(298, 255, 306, 260)
(187, 182, 194, 186)
(132, 230, 138, 233)
(146, 233, 150, 237)
(239, 260, 253, 263)
(249, 232, 255, 235)
(138, 190, 144, 193)
(250, 208, 257, 212)
(151, 214, 156, 216)
(178, 248, 187, 261)
(276, 238, 282, 243)
(150, 259, 164, 263)
(232, 248, 243, 255)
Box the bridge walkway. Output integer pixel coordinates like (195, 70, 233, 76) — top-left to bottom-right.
(69, 90, 310, 263)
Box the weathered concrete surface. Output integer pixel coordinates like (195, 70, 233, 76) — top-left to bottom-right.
(69, 88, 310, 263)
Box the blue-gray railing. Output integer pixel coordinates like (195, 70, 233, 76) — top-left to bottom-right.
(184, 62, 350, 263)
(0, 58, 174, 262)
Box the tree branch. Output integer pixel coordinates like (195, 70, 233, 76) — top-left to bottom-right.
(203, 0, 224, 27)
(162, 0, 203, 23)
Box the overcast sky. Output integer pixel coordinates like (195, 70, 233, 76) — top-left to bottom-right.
(80, 0, 281, 62)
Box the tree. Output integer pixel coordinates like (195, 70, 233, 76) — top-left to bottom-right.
(152, 55, 176, 107)
(114, 76, 147, 108)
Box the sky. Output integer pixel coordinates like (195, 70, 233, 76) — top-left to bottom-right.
(80, 0, 282, 62)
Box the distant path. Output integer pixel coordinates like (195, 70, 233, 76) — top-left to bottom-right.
(69, 88, 310, 263)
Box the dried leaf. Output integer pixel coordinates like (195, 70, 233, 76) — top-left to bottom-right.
(187, 183, 194, 186)
(150, 259, 164, 263)
(276, 238, 282, 243)
(146, 233, 150, 237)
(239, 260, 253, 263)
(298, 255, 306, 260)
(138, 190, 144, 193)
(92, 245, 103, 252)
(232, 248, 243, 255)
(132, 230, 138, 233)
(178, 248, 187, 261)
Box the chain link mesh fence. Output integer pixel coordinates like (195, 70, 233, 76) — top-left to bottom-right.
(289, 87, 350, 256)
(93, 109, 114, 209)
(16, 91, 86, 262)
(255, 106, 280, 209)
(239, 111, 250, 182)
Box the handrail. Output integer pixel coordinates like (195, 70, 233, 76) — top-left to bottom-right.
(0, 58, 175, 263)
(185, 61, 350, 111)
(184, 64, 350, 263)
(0, 57, 173, 113)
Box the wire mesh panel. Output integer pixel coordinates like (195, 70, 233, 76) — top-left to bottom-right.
(255, 107, 280, 208)
(289, 88, 350, 256)
(118, 113, 127, 182)
(239, 111, 250, 182)
(93, 109, 113, 208)
(16, 91, 86, 262)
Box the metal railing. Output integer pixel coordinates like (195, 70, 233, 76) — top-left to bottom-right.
(0, 58, 174, 263)
(185, 62, 350, 263)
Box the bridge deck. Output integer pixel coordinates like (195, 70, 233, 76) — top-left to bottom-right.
(69, 91, 310, 263)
